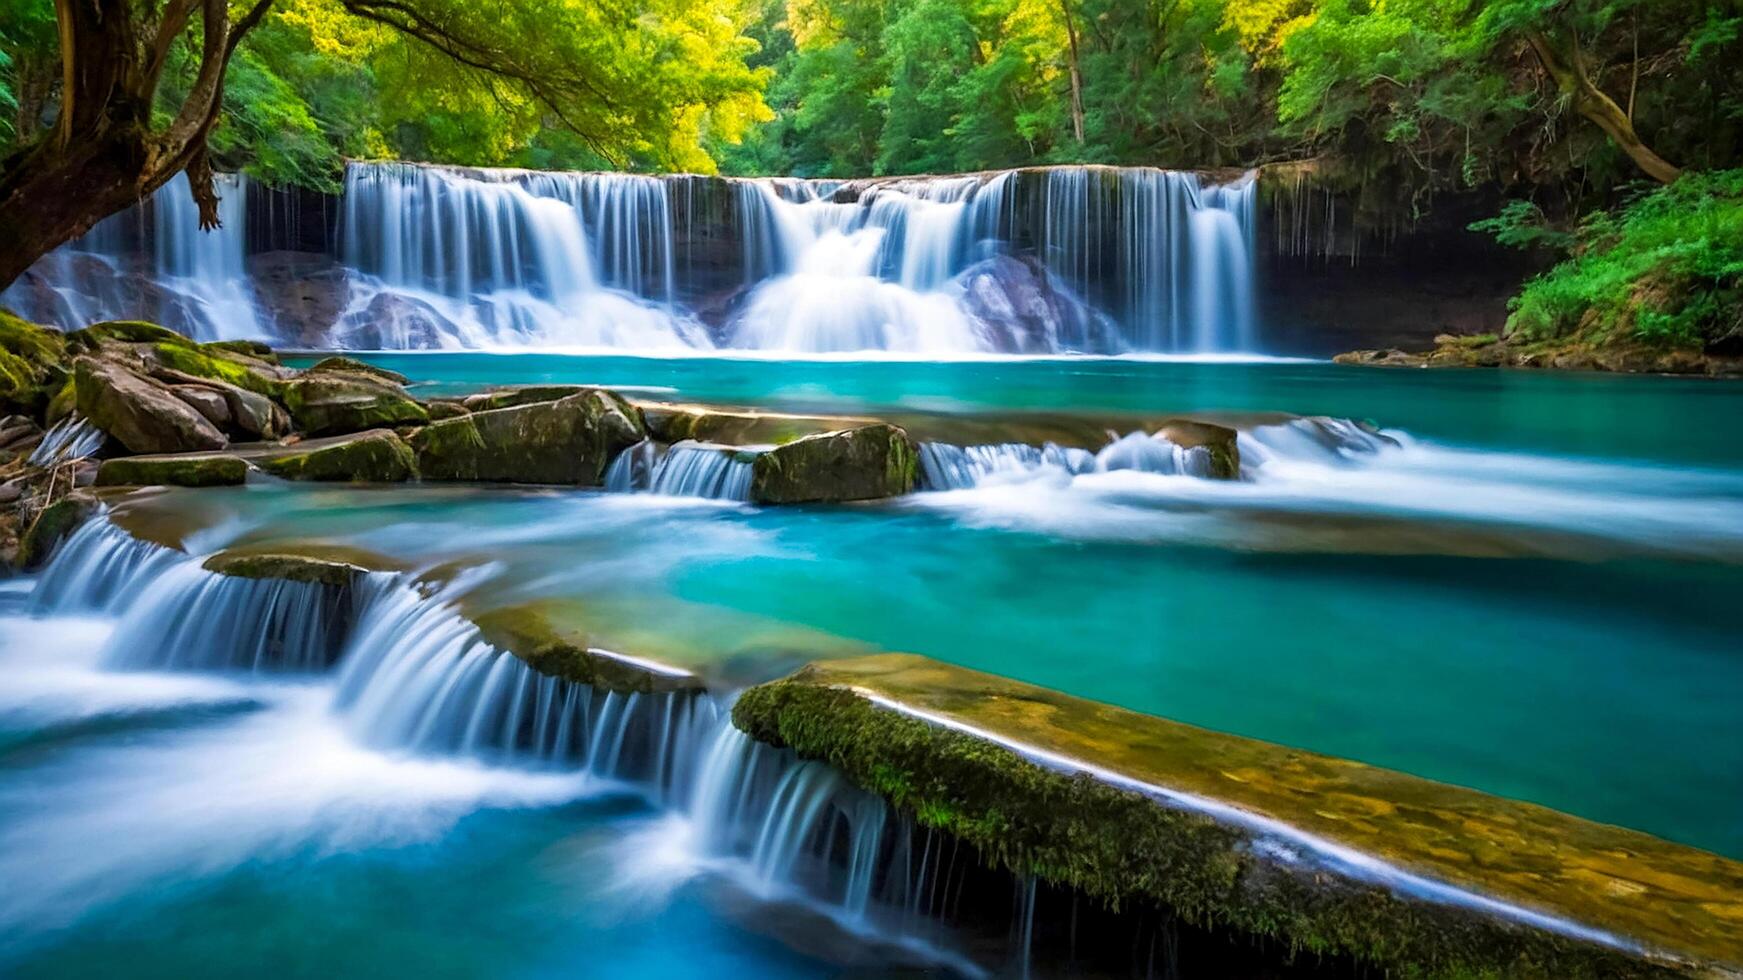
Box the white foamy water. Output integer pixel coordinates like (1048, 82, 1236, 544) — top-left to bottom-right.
(909, 419, 1743, 559)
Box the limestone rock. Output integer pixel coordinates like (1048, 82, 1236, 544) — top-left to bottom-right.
(256, 430, 417, 482)
(410, 389, 643, 485)
(74, 357, 228, 455)
(96, 453, 248, 488)
(281, 372, 428, 436)
(461, 385, 589, 412)
(171, 386, 233, 429)
(304, 355, 409, 385)
(750, 423, 919, 504)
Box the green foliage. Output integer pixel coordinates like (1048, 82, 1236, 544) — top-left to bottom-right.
(1507, 170, 1743, 348)
(1469, 200, 1574, 252)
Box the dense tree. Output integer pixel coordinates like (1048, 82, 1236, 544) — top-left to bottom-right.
(0, 0, 770, 290)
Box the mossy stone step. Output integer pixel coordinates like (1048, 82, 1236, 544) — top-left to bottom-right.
(732, 654, 1743, 980)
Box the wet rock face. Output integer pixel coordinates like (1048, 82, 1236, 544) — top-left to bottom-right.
(246, 251, 350, 348)
(0, 310, 69, 416)
(409, 389, 645, 485)
(256, 430, 417, 483)
(280, 370, 429, 436)
(95, 453, 248, 488)
(750, 423, 919, 504)
(73, 356, 228, 455)
(334, 292, 458, 350)
(956, 254, 1124, 354)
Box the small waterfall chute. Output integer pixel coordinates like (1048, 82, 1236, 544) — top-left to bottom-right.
(918, 431, 1212, 490)
(603, 440, 758, 501)
(28, 415, 106, 467)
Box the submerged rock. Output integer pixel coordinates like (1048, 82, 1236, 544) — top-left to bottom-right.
(469, 600, 705, 694)
(256, 429, 417, 482)
(734, 654, 1743, 980)
(410, 389, 643, 485)
(280, 371, 428, 436)
(202, 547, 381, 588)
(639, 402, 861, 446)
(1155, 419, 1240, 479)
(74, 356, 228, 454)
(95, 453, 248, 488)
(749, 423, 919, 504)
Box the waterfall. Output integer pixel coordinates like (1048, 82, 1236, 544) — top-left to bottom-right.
(336, 163, 709, 350)
(1038, 168, 1257, 352)
(2, 173, 263, 341)
(101, 562, 368, 673)
(29, 518, 188, 615)
(7, 162, 1262, 354)
(330, 577, 716, 792)
(27, 415, 106, 466)
(605, 440, 756, 501)
(919, 431, 1214, 490)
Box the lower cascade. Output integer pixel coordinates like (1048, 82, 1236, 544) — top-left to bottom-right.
(2, 162, 1263, 355)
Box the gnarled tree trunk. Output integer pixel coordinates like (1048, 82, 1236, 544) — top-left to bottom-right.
(0, 0, 269, 292)
(1526, 29, 1681, 185)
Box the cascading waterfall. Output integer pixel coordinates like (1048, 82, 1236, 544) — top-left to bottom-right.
(10, 161, 1262, 354)
(2, 173, 263, 341)
(102, 562, 368, 673)
(919, 430, 1215, 490)
(29, 518, 189, 615)
(336, 163, 709, 350)
(603, 439, 757, 501)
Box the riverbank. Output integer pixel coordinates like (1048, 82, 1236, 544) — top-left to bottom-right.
(1337, 332, 1743, 377)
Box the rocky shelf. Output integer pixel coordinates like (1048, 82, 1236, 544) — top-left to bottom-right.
(732, 654, 1743, 980)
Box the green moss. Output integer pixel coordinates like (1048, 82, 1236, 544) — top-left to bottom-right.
(468, 599, 704, 694)
(45, 379, 78, 425)
(95, 454, 248, 488)
(749, 423, 919, 504)
(69, 320, 191, 349)
(305, 355, 407, 384)
(151, 342, 284, 397)
(280, 374, 427, 436)
(731, 658, 1728, 980)
(202, 550, 372, 587)
(15, 494, 96, 569)
(205, 340, 279, 362)
(0, 309, 69, 415)
(463, 385, 589, 411)
(257, 430, 417, 482)
(410, 389, 642, 485)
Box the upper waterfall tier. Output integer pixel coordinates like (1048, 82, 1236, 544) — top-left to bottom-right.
(3, 163, 1259, 355)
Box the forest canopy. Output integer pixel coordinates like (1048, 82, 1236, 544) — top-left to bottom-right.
(6, 0, 1738, 197)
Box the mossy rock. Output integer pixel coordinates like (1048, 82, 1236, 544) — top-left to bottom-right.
(734, 655, 1741, 980)
(15, 493, 97, 569)
(426, 400, 471, 421)
(205, 340, 278, 362)
(69, 320, 191, 350)
(148, 342, 285, 397)
(1155, 419, 1240, 480)
(281, 372, 427, 436)
(749, 423, 919, 504)
(256, 430, 416, 482)
(461, 385, 589, 412)
(96, 453, 247, 488)
(469, 599, 705, 694)
(638, 402, 856, 446)
(410, 389, 643, 485)
(305, 355, 408, 385)
(45, 379, 78, 426)
(0, 309, 69, 416)
(74, 356, 229, 455)
(202, 548, 378, 588)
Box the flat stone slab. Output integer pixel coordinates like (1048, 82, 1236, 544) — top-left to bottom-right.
(734, 654, 1743, 979)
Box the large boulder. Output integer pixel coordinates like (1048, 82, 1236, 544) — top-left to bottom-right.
(96, 453, 248, 488)
(957, 254, 1124, 354)
(15, 492, 97, 569)
(74, 357, 228, 455)
(304, 356, 409, 385)
(410, 389, 643, 485)
(750, 423, 919, 504)
(246, 251, 351, 348)
(148, 367, 287, 439)
(335, 292, 458, 350)
(145, 340, 287, 396)
(257, 430, 417, 482)
(280, 371, 428, 436)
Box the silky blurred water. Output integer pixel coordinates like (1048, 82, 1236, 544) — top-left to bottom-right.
(5, 355, 1742, 976)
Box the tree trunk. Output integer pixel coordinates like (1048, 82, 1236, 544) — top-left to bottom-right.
(1526, 29, 1681, 184)
(1059, 0, 1086, 144)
